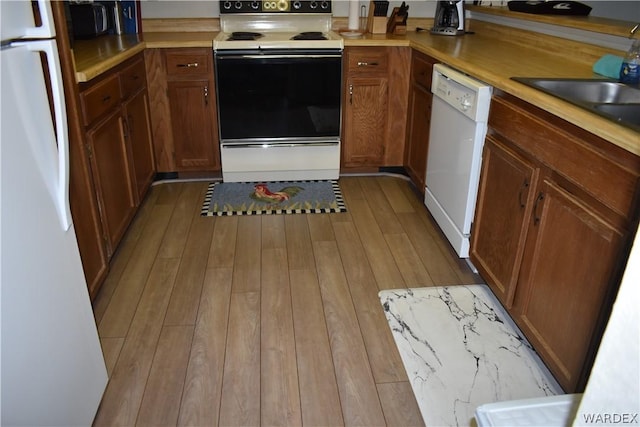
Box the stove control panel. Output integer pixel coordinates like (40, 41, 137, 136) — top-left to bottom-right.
(220, 0, 331, 13)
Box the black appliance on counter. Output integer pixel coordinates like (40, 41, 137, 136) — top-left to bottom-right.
(68, 2, 109, 39)
(66, 0, 135, 40)
(431, 0, 466, 36)
(507, 1, 592, 15)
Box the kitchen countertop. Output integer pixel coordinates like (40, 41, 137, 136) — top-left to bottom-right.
(73, 34, 145, 83)
(72, 22, 639, 156)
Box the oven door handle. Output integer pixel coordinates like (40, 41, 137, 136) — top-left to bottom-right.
(218, 54, 342, 60)
(222, 141, 340, 148)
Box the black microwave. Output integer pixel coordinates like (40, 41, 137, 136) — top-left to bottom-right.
(68, 2, 109, 39)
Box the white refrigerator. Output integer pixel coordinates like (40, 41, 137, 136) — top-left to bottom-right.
(1, 1, 108, 425)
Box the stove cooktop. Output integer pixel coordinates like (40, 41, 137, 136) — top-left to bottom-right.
(215, 2, 341, 51)
(214, 30, 342, 50)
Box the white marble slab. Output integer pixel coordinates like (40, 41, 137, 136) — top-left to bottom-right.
(379, 285, 563, 427)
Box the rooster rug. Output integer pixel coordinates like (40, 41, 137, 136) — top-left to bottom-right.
(200, 180, 347, 216)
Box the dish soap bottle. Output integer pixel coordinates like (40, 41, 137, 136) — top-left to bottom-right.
(620, 24, 640, 85)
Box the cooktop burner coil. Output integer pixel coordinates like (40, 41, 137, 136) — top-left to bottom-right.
(291, 31, 327, 40)
(228, 31, 264, 41)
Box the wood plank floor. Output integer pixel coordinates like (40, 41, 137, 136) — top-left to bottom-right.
(91, 175, 482, 427)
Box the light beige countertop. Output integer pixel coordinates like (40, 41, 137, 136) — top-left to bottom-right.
(73, 34, 145, 83)
(142, 31, 217, 49)
(72, 21, 639, 156)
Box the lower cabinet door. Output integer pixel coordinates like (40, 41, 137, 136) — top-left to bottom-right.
(404, 83, 431, 192)
(167, 79, 219, 170)
(70, 131, 109, 299)
(342, 76, 388, 167)
(87, 111, 137, 255)
(125, 90, 155, 201)
(513, 178, 624, 392)
(470, 136, 538, 308)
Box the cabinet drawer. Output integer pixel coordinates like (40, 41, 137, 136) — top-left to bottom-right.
(346, 48, 388, 75)
(411, 52, 435, 90)
(120, 58, 146, 100)
(165, 50, 211, 76)
(80, 74, 121, 126)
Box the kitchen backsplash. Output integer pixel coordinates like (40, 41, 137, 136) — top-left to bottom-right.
(140, 0, 438, 19)
(139, 0, 639, 22)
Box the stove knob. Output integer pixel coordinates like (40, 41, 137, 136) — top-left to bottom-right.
(292, 0, 302, 9)
(223, 0, 232, 9)
(310, 1, 318, 9)
(234, 1, 243, 10)
(320, 1, 329, 9)
(277, 0, 288, 10)
(250, 0, 260, 9)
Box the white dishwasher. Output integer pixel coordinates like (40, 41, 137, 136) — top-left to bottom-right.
(425, 64, 492, 258)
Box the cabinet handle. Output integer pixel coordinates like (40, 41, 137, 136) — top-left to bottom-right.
(349, 83, 353, 105)
(177, 62, 199, 68)
(102, 95, 111, 103)
(357, 61, 378, 67)
(518, 179, 529, 208)
(204, 85, 209, 105)
(533, 192, 544, 225)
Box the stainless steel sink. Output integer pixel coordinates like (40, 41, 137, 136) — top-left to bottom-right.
(593, 104, 640, 127)
(512, 77, 640, 132)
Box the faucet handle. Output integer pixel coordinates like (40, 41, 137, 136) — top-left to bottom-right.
(630, 23, 639, 38)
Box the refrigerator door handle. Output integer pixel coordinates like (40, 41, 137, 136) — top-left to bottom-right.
(24, 0, 56, 39)
(13, 39, 71, 230)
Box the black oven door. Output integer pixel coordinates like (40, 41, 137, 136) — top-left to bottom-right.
(215, 49, 342, 143)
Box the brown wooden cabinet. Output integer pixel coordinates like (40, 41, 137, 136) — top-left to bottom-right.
(70, 130, 109, 299)
(514, 178, 625, 392)
(85, 109, 137, 253)
(146, 48, 220, 173)
(470, 91, 640, 392)
(124, 90, 155, 201)
(404, 51, 436, 192)
(342, 46, 410, 169)
(343, 47, 388, 167)
(121, 59, 155, 201)
(470, 136, 538, 308)
(52, 1, 109, 299)
(167, 78, 219, 170)
(79, 52, 154, 257)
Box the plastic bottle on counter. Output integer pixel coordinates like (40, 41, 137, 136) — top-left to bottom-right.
(620, 36, 640, 85)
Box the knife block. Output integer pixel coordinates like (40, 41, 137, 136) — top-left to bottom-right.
(366, 1, 387, 34)
(386, 7, 406, 35)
